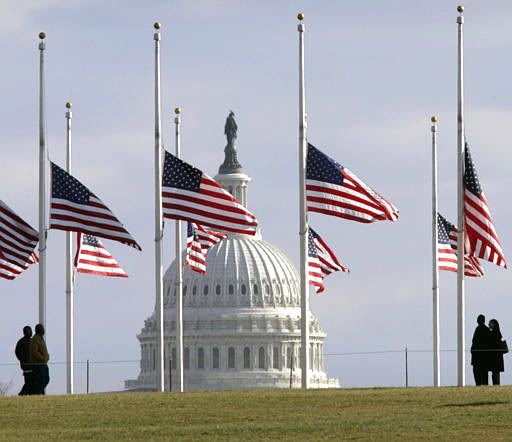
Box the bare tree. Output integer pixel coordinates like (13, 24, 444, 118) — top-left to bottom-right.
(0, 379, 13, 396)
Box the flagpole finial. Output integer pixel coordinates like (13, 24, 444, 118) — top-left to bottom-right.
(175, 107, 181, 115)
(297, 12, 304, 21)
(66, 102, 72, 109)
(431, 116, 438, 123)
(457, 5, 464, 14)
(39, 32, 46, 40)
(154, 22, 161, 30)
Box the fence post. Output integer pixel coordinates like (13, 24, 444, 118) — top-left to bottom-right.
(86, 359, 90, 394)
(405, 347, 408, 388)
(169, 358, 172, 392)
(289, 346, 294, 389)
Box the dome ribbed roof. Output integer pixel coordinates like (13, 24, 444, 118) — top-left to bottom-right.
(163, 235, 300, 310)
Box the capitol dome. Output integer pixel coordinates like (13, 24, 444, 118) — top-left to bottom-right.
(126, 113, 339, 391)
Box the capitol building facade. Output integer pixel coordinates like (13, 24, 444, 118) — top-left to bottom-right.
(126, 115, 339, 391)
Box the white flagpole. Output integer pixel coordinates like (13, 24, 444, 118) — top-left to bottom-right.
(431, 115, 440, 387)
(65, 102, 74, 394)
(174, 108, 184, 393)
(456, 5, 466, 387)
(153, 22, 165, 392)
(297, 12, 310, 389)
(38, 32, 47, 327)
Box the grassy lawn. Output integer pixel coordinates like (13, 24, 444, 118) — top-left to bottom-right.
(1, 387, 511, 440)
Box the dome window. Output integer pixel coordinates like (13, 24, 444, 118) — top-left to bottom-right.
(171, 348, 176, 370)
(184, 347, 190, 370)
(228, 284, 234, 295)
(198, 347, 205, 369)
(228, 347, 235, 369)
(241, 284, 246, 295)
(173, 288, 176, 297)
(258, 347, 265, 369)
(212, 347, 220, 369)
(192, 285, 197, 295)
(243, 347, 251, 369)
(273, 347, 279, 369)
(276, 285, 281, 295)
(253, 284, 258, 295)
(203, 285, 209, 296)
(216, 284, 221, 295)
(265, 284, 270, 295)
(183, 285, 187, 296)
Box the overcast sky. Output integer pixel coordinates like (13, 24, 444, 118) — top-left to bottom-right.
(2, 1, 512, 394)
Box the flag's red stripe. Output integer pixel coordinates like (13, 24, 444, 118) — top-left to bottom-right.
(162, 195, 257, 224)
(51, 224, 140, 249)
(164, 213, 256, 235)
(307, 206, 376, 223)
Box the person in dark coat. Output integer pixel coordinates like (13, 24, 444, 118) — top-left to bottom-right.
(488, 319, 506, 385)
(29, 323, 50, 394)
(471, 314, 490, 386)
(15, 325, 33, 395)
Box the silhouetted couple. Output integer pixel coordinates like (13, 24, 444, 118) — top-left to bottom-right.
(14, 324, 50, 395)
(471, 314, 508, 386)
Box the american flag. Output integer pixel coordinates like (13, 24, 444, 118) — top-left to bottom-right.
(308, 227, 348, 294)
(306, 143, 399, 223)
(50, 162, 141, 251)
(162, 151, 258, 235)
(186, 222, 227, 274)
(74, 232, 128, 277)
(0, 199, 39, 280)
(437, 213, 483, 278)
(464, 144, 506, 268)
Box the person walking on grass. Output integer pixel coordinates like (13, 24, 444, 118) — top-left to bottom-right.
(488, 319, 508, 385)
(29, 324, 50, 394)
(15, 325, 33, 395)
(471, 314, 490, 386)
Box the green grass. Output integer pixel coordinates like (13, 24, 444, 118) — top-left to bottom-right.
(1, 387, 512, 440)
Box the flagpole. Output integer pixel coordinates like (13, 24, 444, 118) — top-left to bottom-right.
(431, 115, 440, 387)
(65, 102, 74, 394)
(456, 5, 466, 387)
(153, 22, 165, 393)
(297, 12, 310, 389)
(38, 32, 47, 327)
(174, 107, 184, 393)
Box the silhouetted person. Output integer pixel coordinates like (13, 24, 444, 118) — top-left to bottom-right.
(30, 323, 50, 394)
(471, 314, 490, 385)
(488, 319, 507, 385)
(15, 326, 33, 395)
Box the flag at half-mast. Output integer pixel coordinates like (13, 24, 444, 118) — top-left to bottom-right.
(437, 213, 483, 278)
(49, 162, 141, 251)
(74, 232, 128, 277)
(0, 199, 39, 280)
(185, 222, 227, 275)
(308, 227, 348, 294)
(306, 143, 399, 223)
(464, 144, 506, 268)
(162, 150, 258, 235)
